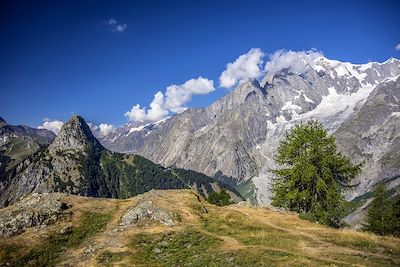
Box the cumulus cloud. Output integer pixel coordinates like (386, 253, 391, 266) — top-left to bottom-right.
(105, 18, 127, 32)
(265, 49, 323, 75)
(38, 118, 64, 134)
(219, 48, 265, 89)
(88, 122, 116, 137)
(99, 124, 116, 136)
(125, 77, 215, 122)
(396, 43, 400, 51)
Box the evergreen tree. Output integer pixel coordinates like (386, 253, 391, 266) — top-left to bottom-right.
(207, 189, 233, 206)
(364, 184, 398, 236)
(271, 120, 362, 227)
(391, 195, 400, 237)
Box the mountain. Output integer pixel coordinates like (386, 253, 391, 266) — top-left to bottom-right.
(0, 116, 241, 207)
(335, 77, 400, 198)
(100, 57, 400, 205)
(1, 190, 399, 266)
(0, 117, 55, 174)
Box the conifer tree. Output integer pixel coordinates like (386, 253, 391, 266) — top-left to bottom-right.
(207, 189, 232, 206)
(364, 184, 398, 236)
(391, 195, 400, 237)
(271, 120, 362, 227)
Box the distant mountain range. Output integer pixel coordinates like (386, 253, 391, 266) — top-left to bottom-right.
(0, 116, 241, 207)
(99, 56, 400, 206)
(0, 116, 55, 173)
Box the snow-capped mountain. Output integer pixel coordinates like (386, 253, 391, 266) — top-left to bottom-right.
(100, 54, 400, 204)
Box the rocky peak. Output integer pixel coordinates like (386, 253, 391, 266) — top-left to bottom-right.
(207, 79, 266, 116)
(0, 117, 7, 127)
(49, 115, 103, 153)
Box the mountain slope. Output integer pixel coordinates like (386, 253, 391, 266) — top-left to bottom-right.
(101, 56, 400, 204)
(0, 117, 55, 174)
(0, 116, 241, 207)
(0, 190, 399, 266)
(335, 77, 400, 198)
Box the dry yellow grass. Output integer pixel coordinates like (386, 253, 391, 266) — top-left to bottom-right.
(0, 189, 399, 266)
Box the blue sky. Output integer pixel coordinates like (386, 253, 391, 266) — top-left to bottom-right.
(1, 0, 400, 132)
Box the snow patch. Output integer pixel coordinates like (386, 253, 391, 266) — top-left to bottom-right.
(382, 74, 400, 83)
(335, 64, 349, 77)
(391, 112, 400, 117)
(153, 116, 170, 125)
(199, 125, 208, 132)
(303, 94, 314, 103)
(281, 101, 301, 113)
(128, 125, 146, 134)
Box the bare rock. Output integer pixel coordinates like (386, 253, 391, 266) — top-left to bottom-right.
(120, 193, 176, 228)
(0, 193, 68, 237)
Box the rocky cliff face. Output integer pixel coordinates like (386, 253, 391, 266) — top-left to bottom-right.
(0, 116, 241, 207)
(101, 56, 400, 204)
(48, 115, 102, 153)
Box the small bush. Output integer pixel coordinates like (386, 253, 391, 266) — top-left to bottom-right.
(206, 189, 233, 206)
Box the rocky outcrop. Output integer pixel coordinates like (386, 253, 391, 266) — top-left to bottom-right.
(49, 115, 102, 153)
(120, 191, 176, 228)
(0, 193, 68, 237)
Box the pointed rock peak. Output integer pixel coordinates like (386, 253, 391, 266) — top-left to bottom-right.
(49, 115, 103, 152)
(231, 79, 266, 98)
(0, 116, 7, 127)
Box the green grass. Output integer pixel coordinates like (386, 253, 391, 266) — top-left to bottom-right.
(0, 212, 111, 267)
(298, 212, 318, 223)
(3, 137, 39, 171)
(128, 228, 316, 267)
(129, 229, 222, 266)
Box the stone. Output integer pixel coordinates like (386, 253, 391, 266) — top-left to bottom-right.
(0, 193, 68, 237)
(120, 192, 176, 228)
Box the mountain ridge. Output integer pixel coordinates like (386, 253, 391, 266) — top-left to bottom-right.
(100, 56, 400, 205)
(0, 116, 241, 207)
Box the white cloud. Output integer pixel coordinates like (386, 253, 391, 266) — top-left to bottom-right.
(87, 122, 115, 137)
(124, 104, 147, 122)
(38, 118, 64, 134)
(219, 48, 265, 89)
(113, 24, 127, 32)
(265, 49, 324, 75)
(396, 43, 400, 51)
(125, 77, 215, 122)
(98, 124, 116, 136)
(107, 18, 117, 25)
(105, 18, 127, 32)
